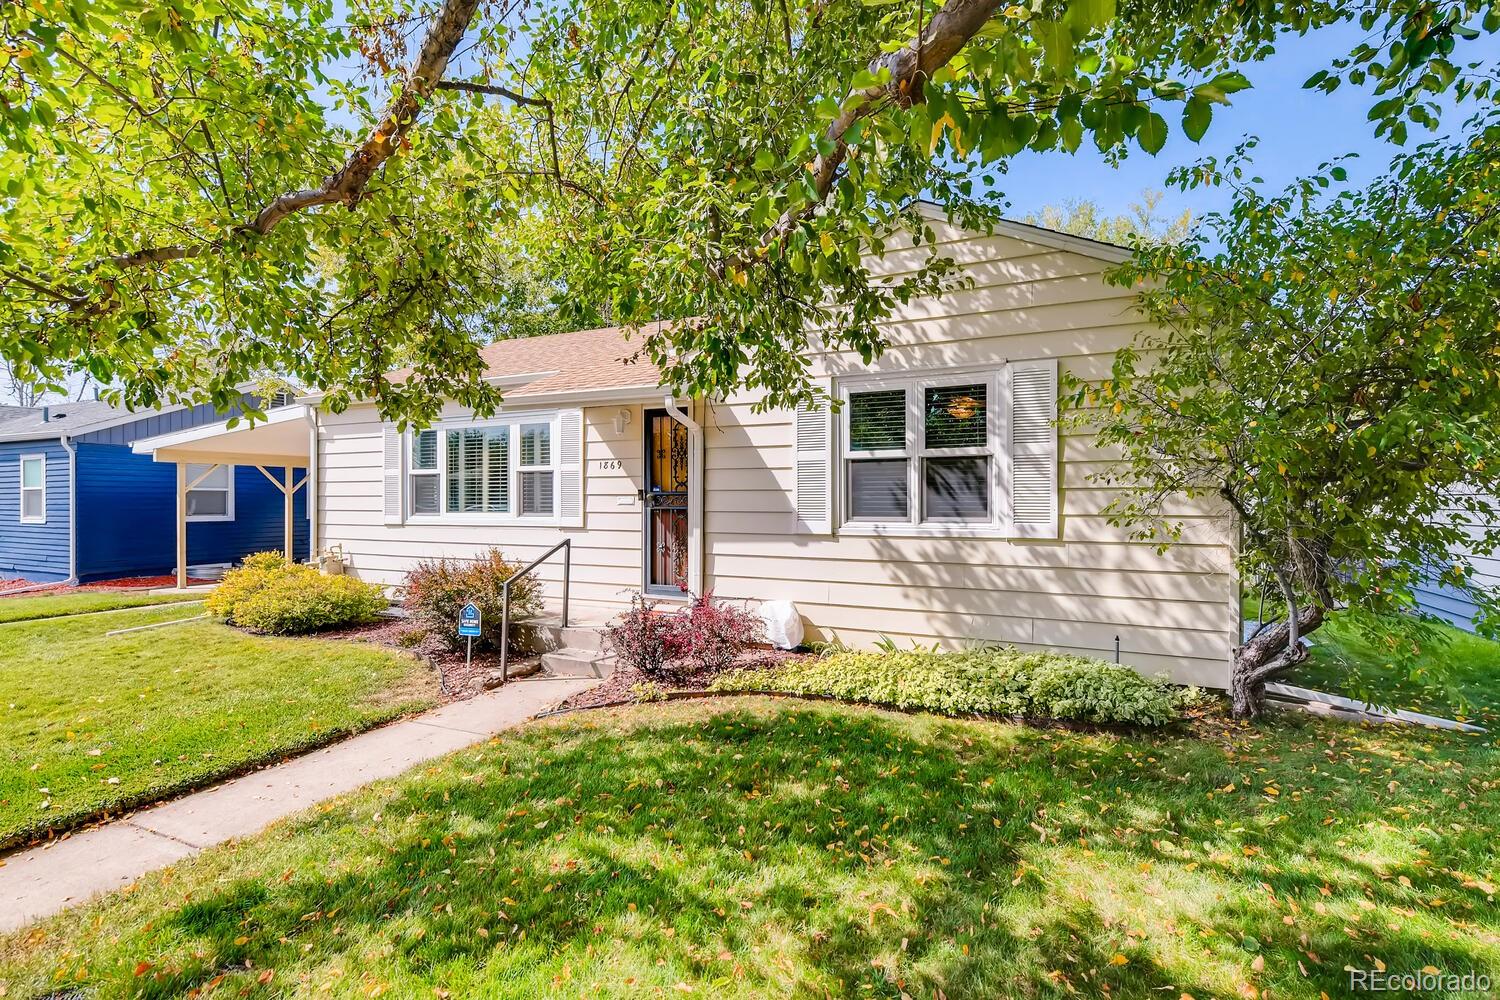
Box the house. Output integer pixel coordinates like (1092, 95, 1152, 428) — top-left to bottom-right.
(0, 396, 309, 584)
(144, 208, 1238, 687)
(1412, 495, 1500, 632)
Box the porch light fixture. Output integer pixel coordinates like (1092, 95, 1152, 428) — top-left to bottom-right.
(613, 408, 632, 435)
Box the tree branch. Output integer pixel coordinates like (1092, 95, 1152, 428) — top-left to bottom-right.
(767, 0, 1005, 244)
(91, 0, 485, 272)
(434, 80, 551, 108)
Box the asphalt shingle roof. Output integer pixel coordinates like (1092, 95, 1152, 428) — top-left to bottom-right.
(478, 325, 663, 397)
(0, 399, 135, 440)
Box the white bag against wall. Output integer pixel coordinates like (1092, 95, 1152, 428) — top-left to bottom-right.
(758, 600, 804, 650)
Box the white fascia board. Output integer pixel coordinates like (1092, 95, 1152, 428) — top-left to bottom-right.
(908, 200, 1133, 264)
(131, 403, 309, 456)
(294, 370, 558, 405)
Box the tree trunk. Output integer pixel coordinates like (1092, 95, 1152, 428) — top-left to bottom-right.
(1231, 603, 1325, 719)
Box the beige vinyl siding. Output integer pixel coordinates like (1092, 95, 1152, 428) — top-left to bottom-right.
(703, 219, 1236, 687)
(315, 218, 1236, 687)
(317, 402, 648, 608)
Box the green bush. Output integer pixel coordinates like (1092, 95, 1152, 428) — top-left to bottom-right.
(710, 647, 1189, 727)
(206, 561, 388, 635)
(402, 550, 544, 652)
(240, 550, 292, 572)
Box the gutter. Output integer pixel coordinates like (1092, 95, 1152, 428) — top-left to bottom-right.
(307, 406, 319, 562)
(662, 395, 705, 597)
(60, 435, 78, 584)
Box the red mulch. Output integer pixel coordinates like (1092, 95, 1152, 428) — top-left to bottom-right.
(554, 649, 810, 712)
(320, 617, 544, 702)
(0, 574, 214, 597)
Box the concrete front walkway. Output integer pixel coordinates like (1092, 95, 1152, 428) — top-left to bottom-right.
(0, 676, 594, 933)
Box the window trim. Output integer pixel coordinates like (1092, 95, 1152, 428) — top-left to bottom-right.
(408, 428, 442, 517)
(185, 462, 235, 523)
(838, 367, 1006, 534)
(517, 421, 557, 518)
(405, 409, 565, 525)
(18, 453, 45, 525)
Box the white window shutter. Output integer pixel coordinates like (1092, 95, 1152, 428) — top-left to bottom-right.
(794, 393, 833, 534)
(382, 425, 405, 525)
(1006, 359, 1059, 539)
(558, 409, 584, 526)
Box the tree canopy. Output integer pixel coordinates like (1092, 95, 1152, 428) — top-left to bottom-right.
(1019, 188, 1192, 245)
(2, 0, 1497, 422)
(1082, 113, 1500, 716)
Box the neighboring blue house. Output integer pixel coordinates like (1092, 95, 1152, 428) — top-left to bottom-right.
(0, 397, 308, 584)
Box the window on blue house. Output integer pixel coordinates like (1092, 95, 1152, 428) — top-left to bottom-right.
(19, 455, 44, 524)
(185, 463, 234, 521)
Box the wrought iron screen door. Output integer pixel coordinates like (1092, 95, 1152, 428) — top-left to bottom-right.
(644, 408, 690, 595)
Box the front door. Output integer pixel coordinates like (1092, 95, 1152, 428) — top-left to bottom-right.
(644, 408, 690, 596)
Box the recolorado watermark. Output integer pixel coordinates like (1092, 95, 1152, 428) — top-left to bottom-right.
(1348, 967, 1491, 993)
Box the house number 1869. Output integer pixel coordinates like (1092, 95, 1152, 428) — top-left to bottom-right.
(597, 459, 623, 470)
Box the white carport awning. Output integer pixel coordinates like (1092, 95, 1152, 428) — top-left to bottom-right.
(132, 403, 311, 466)
(133, 405, 315, 588)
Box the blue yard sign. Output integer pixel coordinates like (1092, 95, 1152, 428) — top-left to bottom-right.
(458, 602, 482, 638)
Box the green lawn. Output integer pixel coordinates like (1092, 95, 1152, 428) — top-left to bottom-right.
(3, 697, 1495, 999)
(0, 605, 436, 849)
(1241, 598, 1500, 725)
(0, 589, 204, 625)
(1287, 616, 1500, 726)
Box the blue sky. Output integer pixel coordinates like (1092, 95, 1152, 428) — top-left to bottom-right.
(998, 21, 1500, 223)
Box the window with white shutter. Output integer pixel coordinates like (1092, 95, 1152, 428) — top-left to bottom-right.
(557, 410, 584, 526)
(794, 395, 833, 534)
(1006, 359, 1059, 539)
(382, 426, 405, 525)
(384, 409, 583, 526)
(832, 363, 1057, 538)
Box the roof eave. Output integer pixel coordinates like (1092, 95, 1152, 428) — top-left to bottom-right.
(908, 200, 1133, 263)
(294, 369, 558, 406)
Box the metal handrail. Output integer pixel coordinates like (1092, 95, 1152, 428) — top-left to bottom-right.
(499, 538, 571, 683)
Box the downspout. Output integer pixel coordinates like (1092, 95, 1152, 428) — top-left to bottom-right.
(306, 407, 320, 564)
(60, 434, 78, 584)
(662, 396, 704, 597)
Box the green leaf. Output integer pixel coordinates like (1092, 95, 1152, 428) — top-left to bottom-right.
(1060, 115, 1083, 153)
(1137, 111, 1167, 154)
(1064, 0, 1116, 33)
(1182, 96, 1212, 142)
(1033, 20, 1075, 78)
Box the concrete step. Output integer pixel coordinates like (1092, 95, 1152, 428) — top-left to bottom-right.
(541, 648, 616, 678)
(525, 619, 610, 654)
(556, 625, 608, 653)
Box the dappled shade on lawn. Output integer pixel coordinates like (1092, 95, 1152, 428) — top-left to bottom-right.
(2, 698, 1496, 998)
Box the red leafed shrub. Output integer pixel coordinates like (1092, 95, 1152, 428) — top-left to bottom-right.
(403, 549, 543, 653)
(677, 592, 764, 672)
(606, 593, 681, 677)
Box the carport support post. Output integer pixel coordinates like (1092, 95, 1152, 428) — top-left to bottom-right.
(175, 461, 188, 589)
(283, 466, 294, 564)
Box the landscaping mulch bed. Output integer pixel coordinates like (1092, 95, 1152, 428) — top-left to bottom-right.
(0, 574, 213, 596)
(554, 649, 811, 712)
(322, 618, 542, 702)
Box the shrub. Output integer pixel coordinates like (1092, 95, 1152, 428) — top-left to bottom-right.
(629, 680, 668, 703)
(710, 647, 1187, 727)
(677, 592, 764, 671)
(606, 594, 681, 677)
(240, 550, 291, 572)
(402, 549, 544, 653)
(207, 562, 387, 635)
